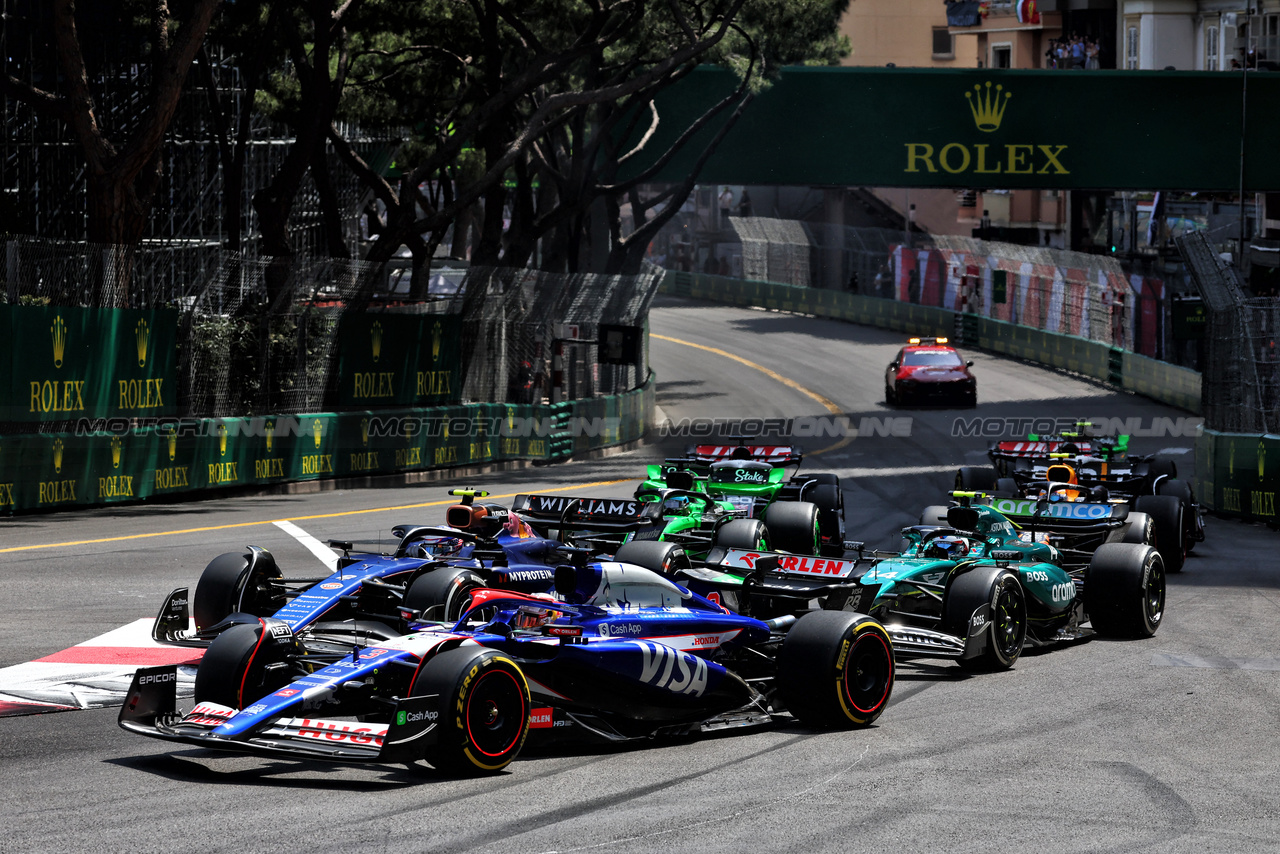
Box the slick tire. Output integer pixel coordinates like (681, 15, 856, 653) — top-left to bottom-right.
(193, 621, 298, 709)
(1116, 511, 1155, 546)
(403, 567, 487, 624)
(418, 648, 530, 776)
(955, 466, 998, 492)
(919, 505, 950, 526)
(1157, 478, 1198, 553)
(807, 483, 846, 557)
(1148, 457, 1178, 484)
(712, 519, 769, 551)
(193, 550, 286, 632)
(777, 611, 894, 728)
(764, 501, 821, 555)
(613, 540, 692, 577)
(809, 473, 841, 486)
(1133, 494, 1185, 573)
(1086, 543, 1165, 638)
(944, 567, 1026, 671)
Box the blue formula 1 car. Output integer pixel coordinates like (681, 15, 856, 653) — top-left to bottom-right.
(120, 560, 896, 776)
(150, 489, 599, 655)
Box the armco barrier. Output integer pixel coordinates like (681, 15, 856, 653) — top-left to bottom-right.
(661, 272, 1202, 414)
(1194, 428, 1280, 522)
(0, 373, 654, 513)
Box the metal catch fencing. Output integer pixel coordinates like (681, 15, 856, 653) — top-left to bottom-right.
(0, 238, 660, 421)
(1179, 231, 1276, 433)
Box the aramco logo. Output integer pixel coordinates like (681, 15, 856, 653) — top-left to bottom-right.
(966, 81, 1011, 132)
(136, 319, 150, 368)
(51, 315, 67, 369)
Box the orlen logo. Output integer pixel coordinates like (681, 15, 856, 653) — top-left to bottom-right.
(529, 708, 554, 729)
(137, 671, 176, 686)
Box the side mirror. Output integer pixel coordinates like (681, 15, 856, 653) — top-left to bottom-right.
(889, 360, 898, 368)
(966, 360, 974, 367)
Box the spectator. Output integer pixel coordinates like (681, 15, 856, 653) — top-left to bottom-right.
(718, 187, 734, 228)
(737, 189, 753, 218)
(1085, 38, 1100, 69)
(1071, 36, 1086, 69)
(875, 264, 892, 298)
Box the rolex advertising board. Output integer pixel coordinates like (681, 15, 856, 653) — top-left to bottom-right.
(627, 67, 1280, 191)
(338, 313, 461, 408)
(3, 306, 179, 423)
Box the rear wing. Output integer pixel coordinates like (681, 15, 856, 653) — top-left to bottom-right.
(706, 547, 862, 580)
(984, 496, 1128, 526)
(512, 494, 663, 533)
(687, 444, 803, 465)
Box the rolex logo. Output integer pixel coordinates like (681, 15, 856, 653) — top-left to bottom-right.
(51, 316, 67, 369)
(1260, 441, 1267, 480)
(217, 423, 227, 457)
(266, 420, 275, 454)
(360, 418, 369, 446)
(111, 436, 122, 469)
(136, 319, 150, 368)
(53, 438, 64, 474)
(313, 419, 323, 448)
(966, 81, 1011, 133)
(432, 321, 442, 362)
(166, 429, 177, 461)
(371, 321, 383, 363)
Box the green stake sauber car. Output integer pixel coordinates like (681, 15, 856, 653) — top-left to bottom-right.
(635, 441, 845, 557)
(690, 498, 1166, 671)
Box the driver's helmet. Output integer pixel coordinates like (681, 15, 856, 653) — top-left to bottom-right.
(412, 536, 464, 559)
(663, 494, 691, 514)
(924, 535, 970, 560)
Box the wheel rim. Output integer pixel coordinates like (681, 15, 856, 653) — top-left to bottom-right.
(991, 583, 1025, 661)
(464, 668, 527, 758)
(842, 632, 893, 715)
(1145, 557, 1166, 627)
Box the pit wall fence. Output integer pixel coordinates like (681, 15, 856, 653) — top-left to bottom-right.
(0, 374, 654, 513)
(658, 271, 1274, 523)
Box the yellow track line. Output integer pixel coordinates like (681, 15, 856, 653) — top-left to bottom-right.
(651, 333, 853, 457)
(0, 479, 633, 554)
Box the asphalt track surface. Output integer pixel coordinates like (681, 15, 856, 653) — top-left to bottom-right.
(1, 296, 1276, 853)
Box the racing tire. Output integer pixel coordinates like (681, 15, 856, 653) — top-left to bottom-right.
(403, 566, 488, 624)
(809, 473, 841, 486)
(919, 505, 950, 526)
(192, 550, 286, 632)
(193, 621, 298, 709)
(1085, 543, 1165, 638)
(1133, 494, 1185, 573)
(1148, 457, 1178, 483)
(955, 466, 998, 491)
(712, 519, 769, 551)
(943, 567, 1026, 671)
(994, 477, 1019, 497)
(807, 483, 845, 557)
(776, 611, 894, 728)
(613, 540, 692, 577)
(1157, 478, 1198, 553)
(1117, 511, 1154, 546)
(764, 501, 821, 555)
(416, 647, 530, 776)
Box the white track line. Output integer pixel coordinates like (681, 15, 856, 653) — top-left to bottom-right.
(274, 520, 339, 572)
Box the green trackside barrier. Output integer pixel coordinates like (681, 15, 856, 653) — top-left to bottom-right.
(1195, 428, 1280, 522)
(1120, 351, 1202, 414)
(662, 272, 1202, 415)
(0, 373, 655, 513)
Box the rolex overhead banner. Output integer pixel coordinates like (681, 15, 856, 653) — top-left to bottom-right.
(338, 313, 461, 408)
(623, 67, 1280, 191)
(3, 306, 179, 423)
